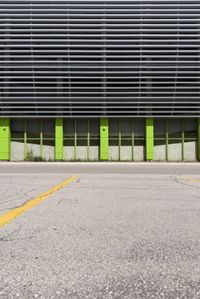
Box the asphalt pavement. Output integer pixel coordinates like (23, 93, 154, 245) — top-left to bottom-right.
(0, 163, 199, 298)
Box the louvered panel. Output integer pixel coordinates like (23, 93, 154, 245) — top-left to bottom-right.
(0, 0, 200, 117)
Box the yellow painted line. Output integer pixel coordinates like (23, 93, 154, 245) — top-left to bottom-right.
(180, 176, 200, 183)
(0, 175, 78, 228)
(187, 179, 200, 183)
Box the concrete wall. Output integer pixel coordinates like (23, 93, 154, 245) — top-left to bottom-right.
(120, 146, 132, 161)
(63, 146, 99, 161)
(184, 141, 197, 162)
(76, 146, 88, 161)
(109, 146, 119, 161)
(134, 146, 145, 161)
(168, 143, 182, 162)
(11, 141, 24, 161)
(11, 140, 198, 162)
(89, 146, 99, 161)
(26, 143, 40, 160)
(154, 144, 166, 161)
(42, 145, 54, 161)
(63, 146, 74, 161)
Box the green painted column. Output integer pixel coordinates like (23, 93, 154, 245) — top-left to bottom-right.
(145, 118, 154, 161)
(198, 118, 200, 161)
(100, 118, 109, 160)
(0, 118, 10, 161)
(55, 118, 63, 161)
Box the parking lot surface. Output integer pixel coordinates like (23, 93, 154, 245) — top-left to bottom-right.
(0, 163, 199, 298)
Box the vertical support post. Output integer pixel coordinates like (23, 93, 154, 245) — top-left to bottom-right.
(131, 120, 135, 161)
(0, 118, 10, 161)
(87, 120, 90, 161)
(74, 119, 77, 161)
(55, 118, 63, 161)
(198, 118, 200, 161)
(24, 119, 27, 160)
(181, 120, 184, 162)
(166, 119, 169, 161)
(132, 119, 134, 161)
(145, 118, 154, 161)
(100, 118, 109, 160)
(40, 120, 43, 161)
(119, 119, 121, 161)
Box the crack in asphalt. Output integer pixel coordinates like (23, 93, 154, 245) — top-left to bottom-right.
(170, 176, 200, 191)
(0, 226, 22, 242)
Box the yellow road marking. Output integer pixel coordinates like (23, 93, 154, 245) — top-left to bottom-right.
(180, 176, 200, 183)
(0, 175, 78, 228)
(187, 180, 200, 183)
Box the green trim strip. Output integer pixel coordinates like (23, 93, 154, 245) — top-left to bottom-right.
(100, 118, 109, 160)
(132, 119, 134, 161)
(24, 119, 27, 160)
(119, 119, 121, 161)
(181, 120, 184, 162)
(145, 118, 154, 161)
(74, 119, 77, 160)
(0, 118, 10, 161)
(40, 120, 43, 160)
(166, 120, 168, 161)
(55, 118, 63, 161)
(198, 118, 200, 161)
(87, 120, 90, 161)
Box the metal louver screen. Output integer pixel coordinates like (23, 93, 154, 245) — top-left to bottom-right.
(0, 0, 200, 118)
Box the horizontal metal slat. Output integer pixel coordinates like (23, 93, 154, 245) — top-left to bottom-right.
(0, 0, 199, 118)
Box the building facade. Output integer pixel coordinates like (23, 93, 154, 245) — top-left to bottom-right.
(0, 1, 200, 161)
